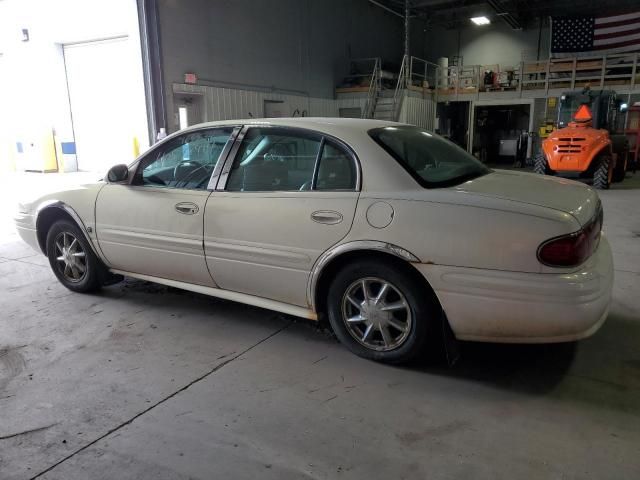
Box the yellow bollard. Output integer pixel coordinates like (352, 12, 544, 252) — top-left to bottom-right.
(43, 130, 59, 172)
(133, 136, 140, 159)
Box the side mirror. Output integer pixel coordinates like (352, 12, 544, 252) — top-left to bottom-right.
(107, 164, 129, 183)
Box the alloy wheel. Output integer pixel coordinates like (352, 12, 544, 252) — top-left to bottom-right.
(54, 231, 87, 283)
(341, 277, 413, 351)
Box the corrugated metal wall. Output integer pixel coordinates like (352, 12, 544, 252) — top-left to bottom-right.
(174, 83, 338, 120)
(174, 83, 436, 127)
(398, 94, 437, 130)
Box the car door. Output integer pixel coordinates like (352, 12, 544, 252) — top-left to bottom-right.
(204, 126, 360, 307)
(95, 127, 237, 286)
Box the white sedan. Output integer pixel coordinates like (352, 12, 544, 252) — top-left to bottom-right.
(15, 118, 613, 363)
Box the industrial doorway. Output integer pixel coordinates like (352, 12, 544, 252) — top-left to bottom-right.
(64, 37, 147, 174)
(174, 93, 204, 130)
(264, 99, 287, 118)
(436, 101, 470, 150)
(471, 101, 533, 165)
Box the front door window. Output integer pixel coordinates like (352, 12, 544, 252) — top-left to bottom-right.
(135, 128, 233, 190)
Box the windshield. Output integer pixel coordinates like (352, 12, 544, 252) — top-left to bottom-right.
(369, 126, 490, 188)
(557, 94, 589, 128)
(557, 91, 617, 130)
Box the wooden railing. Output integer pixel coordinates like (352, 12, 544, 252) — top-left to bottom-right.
(437, 52, 640, 96)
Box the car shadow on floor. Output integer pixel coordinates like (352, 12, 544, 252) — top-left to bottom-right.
(410, 311, 640, 403)
(432, 340, 578, 394)
(101, 280, 639, 406)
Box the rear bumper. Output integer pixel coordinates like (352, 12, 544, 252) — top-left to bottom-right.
(416, 236, 614, 343)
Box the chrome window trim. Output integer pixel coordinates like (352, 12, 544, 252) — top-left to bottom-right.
(215, 125, 362, 192)
(207, 126, 242, 190)
(216, 125, 249, 190)
(310, 137, 325, 190)
(306, 241, 420, 311)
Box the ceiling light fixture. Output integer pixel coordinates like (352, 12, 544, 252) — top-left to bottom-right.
(470, 16, 491, 26)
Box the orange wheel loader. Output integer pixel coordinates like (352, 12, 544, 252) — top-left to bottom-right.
(534, 89, 630, 189)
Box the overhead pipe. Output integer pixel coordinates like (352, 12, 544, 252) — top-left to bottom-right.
(404, 0, 410, 59)
(486, 0, 522, 30)
(368, 0, 404, 18)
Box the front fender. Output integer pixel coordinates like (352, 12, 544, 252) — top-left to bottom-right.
(29, 181, 108, 263)
(34, 201, 94, 254)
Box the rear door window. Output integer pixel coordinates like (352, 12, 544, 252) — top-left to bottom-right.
(225, 128, 322, 192)
(315, 140, 357, 190)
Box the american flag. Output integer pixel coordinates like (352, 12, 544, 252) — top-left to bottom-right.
(551, 12, 640, 56)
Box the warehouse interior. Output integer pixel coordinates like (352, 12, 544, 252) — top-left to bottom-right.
(1, 0, 640, 478)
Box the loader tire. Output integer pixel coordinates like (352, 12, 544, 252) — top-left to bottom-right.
(533, 153, 551, 175)
(593, 155, 611, 190)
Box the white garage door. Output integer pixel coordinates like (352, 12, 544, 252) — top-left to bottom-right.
(64, 37, 140, 174)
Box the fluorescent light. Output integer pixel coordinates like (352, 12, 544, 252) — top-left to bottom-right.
(471, 16, 490, 25)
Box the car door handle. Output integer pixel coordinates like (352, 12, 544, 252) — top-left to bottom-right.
(175, 202, 199, 215)
(311, 210, 343, 225)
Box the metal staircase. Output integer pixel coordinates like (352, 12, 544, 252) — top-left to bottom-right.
(369, 54, 409, 121)
(362, 58, 381, 119)
(371, 90, 396, 120)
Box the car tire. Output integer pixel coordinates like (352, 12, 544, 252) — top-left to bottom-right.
(533, 152, 552, 175)
(593, 154, 611, 190)
(46, 219, 104, 293)
(326, 259, 436, 364)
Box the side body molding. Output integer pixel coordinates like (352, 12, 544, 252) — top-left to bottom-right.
(307, 240, 421, 311)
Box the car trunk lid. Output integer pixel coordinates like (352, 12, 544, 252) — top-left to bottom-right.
(454, 169, 599, 226)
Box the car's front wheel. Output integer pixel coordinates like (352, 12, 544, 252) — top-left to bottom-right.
(46, 220, 103, 293)
(326, 260, 436, 364)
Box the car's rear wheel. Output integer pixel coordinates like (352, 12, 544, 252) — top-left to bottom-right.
(593, 154, 611, 190)
(46, 220, 103, 293)
(326, 260, 436, 364)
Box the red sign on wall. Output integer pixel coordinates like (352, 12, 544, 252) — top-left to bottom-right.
(184, 73, 197, 84)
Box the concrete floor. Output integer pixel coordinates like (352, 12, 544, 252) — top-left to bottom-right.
(1, 172, 639, 480)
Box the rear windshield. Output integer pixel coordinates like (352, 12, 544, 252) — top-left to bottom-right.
(369, 126, 490, 188)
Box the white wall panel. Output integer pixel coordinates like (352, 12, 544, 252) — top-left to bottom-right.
(424, 20, 549, 66)
(399, 95, 436, 130)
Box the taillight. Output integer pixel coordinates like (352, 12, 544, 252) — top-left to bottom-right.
(537, 208, 603, 268)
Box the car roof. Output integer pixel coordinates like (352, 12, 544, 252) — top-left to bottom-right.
(178, 117, 403, 140)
